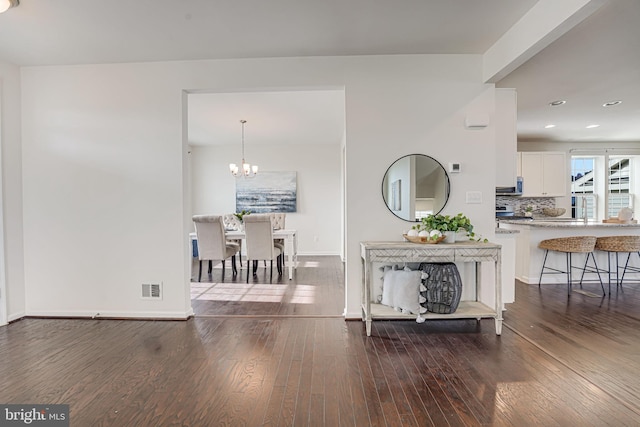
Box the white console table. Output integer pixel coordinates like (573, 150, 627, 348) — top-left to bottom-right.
(360, 241, 502, 336)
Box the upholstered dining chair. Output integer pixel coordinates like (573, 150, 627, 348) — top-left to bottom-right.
(243, 214, 283, 283)
(223, 213, 243, 267)
(266, 213, 286, 266)
(192, 215, 240, 282)
(270, 213, 286, 231)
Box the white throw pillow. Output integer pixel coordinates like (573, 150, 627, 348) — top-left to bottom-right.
(380, 268, 422, 314)
(372, 265, 393, 303)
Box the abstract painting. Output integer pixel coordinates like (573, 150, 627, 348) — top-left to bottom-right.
(236, 171, 297, 213)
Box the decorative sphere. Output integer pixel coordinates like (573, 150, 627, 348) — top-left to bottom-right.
(407, 229, 419, 237)
(418, 230, 430, 237)
(429, 230, 442, 238)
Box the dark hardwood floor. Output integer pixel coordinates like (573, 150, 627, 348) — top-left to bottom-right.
(190, 256, 345, 317)
(1, 256, 639, 426)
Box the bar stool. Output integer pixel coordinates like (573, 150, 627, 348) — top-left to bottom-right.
(538, 236, 605, 296)
(595, 236, 640, 294)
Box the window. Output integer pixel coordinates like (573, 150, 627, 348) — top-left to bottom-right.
(571, 154, 636, 220)
(571, 157, 595, 219)
(607, 157, 632, 217)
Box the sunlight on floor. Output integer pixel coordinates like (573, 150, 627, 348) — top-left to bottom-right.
(290, 284, 316, 304)
(297, 261, 320, 268)
(190, 282, 316, 304)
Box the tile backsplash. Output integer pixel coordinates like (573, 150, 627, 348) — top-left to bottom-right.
(496, 196, 556, 215)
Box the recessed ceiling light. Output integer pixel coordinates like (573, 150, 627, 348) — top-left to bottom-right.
(602, 100, 622, 107)
(586, 124, 600, 129)
(549, 100, 566, 106)
(544, 124, 556, 128)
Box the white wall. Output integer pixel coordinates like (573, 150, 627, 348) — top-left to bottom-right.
(190, 143, 341, 255)
(19, 55, 499, 319)
(0, 61, 25, 323)
(342, 57, 498, 316)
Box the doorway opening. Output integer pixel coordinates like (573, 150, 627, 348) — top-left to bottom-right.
(184, 88, 346, 317)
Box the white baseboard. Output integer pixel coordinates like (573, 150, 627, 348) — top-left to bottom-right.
(24, 310, 192, 320)
(344, 311, 362, 320)
(295, 252, 341, 256)
(8, 311, 25, 323)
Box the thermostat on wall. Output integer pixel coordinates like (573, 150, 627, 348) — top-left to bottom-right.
(449, 163, 461, 173)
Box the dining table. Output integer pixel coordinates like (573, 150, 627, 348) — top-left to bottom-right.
(190, 229, 298, 279)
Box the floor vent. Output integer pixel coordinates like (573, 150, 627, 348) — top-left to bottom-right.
(141, 283, 162, 299)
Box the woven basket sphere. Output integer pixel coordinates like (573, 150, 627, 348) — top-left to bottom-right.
(595, 235, 640, 252)
(542, 207, 566, 217)
(539, 236, 597, 253)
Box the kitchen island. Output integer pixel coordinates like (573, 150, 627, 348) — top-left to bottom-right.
(499, 219, 640, 285)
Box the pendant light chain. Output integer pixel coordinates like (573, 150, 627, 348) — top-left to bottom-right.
(229, 119, 258, 177)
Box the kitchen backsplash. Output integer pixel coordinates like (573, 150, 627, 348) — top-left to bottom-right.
(496, 196, 556, 215)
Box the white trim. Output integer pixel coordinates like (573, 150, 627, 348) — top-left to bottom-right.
(295, 251, 341, 256)
(7, 312, 24, 323)
(0, 83, 7, 327)
(24, 310, 193, 320)
(343, 311, 361, 320)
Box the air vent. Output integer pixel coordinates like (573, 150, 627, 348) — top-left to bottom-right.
(141, 283, 162, 299)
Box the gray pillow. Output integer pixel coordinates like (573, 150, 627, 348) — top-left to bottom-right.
(380, 268, 422, 314)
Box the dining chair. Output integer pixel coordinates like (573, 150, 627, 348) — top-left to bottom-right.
(223, 213, 243, 267)
(192, 215, 240, 282)
(261, 213, 286, 268)
(243, 214, 283, 283)
(270, 213, 286, 247)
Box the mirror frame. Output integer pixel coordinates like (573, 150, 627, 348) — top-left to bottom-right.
(381, 154, 450, 222)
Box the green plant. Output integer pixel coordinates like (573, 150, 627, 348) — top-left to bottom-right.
(414, 213, 487, 242)
(234, 210, 251, 222)
(416, 213, 472, 232)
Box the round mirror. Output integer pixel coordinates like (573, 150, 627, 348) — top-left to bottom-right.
(382, 154, 450, 222)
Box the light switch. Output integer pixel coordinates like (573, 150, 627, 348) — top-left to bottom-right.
(466, 191, 482, 204)
(449, 163, 461, 173)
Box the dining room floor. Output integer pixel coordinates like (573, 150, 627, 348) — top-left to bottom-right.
(190, 255, 345, 317)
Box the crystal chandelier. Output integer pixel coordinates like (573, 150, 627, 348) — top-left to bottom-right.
(229, 119, 258, 177)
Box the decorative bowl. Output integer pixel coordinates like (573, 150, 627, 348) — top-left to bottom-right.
(403, 234, 446, 244)
(542, 207, 566, 217)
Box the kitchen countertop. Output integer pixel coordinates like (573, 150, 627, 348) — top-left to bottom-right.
(499, 219, 640, 228)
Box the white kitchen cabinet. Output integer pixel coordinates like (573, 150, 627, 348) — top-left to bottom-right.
(519, 152, 567, 197)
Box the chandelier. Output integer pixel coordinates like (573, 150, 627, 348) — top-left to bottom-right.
(0, 0, 19, 13)
(229, 120, 258, 177)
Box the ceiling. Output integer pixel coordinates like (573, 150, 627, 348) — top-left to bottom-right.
(1, 0, 637, 145)
(496, 0, 640, 143)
